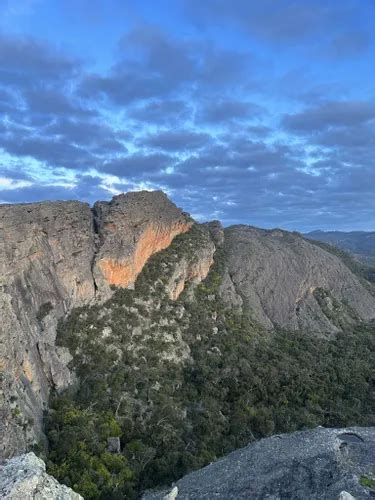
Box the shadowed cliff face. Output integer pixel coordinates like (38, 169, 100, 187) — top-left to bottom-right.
(0, 200, 96, 459)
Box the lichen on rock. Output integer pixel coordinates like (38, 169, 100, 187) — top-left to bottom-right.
(0, 452, 82, 499)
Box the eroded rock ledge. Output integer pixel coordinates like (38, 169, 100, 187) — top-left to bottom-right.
(0, 452, 82, 499)
(144, 427, 375, 500)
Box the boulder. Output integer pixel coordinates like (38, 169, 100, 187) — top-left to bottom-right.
(0, 452, 82, 499)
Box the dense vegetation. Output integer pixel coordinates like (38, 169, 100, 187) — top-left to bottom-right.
(44, 227, 375, 499)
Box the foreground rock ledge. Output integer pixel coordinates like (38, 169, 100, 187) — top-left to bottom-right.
(143, 427, 375, 499)
(0, 452, 82, 499)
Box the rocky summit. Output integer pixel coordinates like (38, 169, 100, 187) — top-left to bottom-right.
(144, 427, 375, 500)
(221, 225, 375, 332)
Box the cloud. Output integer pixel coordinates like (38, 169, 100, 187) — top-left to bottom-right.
(198, 100, 264, 123)
(23, 88, 93, 118)
(80, 26, 253, 105)
(100, 153, 174, 177)
(313, 125, 375, 148)
(0, 34, 79, 87)
(0, 136, 94, 169)
(0, 174, 113, 205)
(326, 32, 369, 59)
(282, 101, 375, 132)
(184, 0, 365, 51)
(128, 100, 192, 125)
(139, 130, 212, 152)
(45, 118, 127, 153)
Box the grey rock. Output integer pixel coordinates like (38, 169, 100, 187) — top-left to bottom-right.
(204, 220, 225, 247)
(163, 486, 178, 499)
(0, 191, 192, 459)
(221, 225, 375, 332)
(0, 452, 82, 499)
(143, 427, 375, 499)
(0, 200, 96, 458)
(107, 436, 121, 453)
(339, 492, 356, 500)
(165, 224, 215, 300)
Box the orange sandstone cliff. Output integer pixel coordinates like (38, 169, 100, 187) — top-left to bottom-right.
(93, 191, 193, 295)
(0, 191, 195, 458)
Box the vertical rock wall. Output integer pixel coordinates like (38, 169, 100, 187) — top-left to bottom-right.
(0, 191, 193, 459)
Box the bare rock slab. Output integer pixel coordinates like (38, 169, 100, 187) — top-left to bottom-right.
(143, 427, 375, 499)
(0, 452, 82, 499)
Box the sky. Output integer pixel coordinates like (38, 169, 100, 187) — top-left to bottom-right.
(0, 0, 375, 231)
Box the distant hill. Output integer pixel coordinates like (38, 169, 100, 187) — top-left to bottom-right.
(304, 230, 375, 267)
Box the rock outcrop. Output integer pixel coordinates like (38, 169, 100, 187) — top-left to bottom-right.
(143, 427, 375, 499)
(0, 200, 96, 458)
(0, 452, 82, 499)
(1, 190, 375, 463)
(165, 225, 215, 300)
(93, 191, 193, 296)
(221, 225, 375, 332)
(0, 191, 192, 458)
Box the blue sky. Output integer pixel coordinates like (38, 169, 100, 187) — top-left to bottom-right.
(1, 0, 375, 231)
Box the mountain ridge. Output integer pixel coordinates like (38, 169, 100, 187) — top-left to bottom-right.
(305, 229, 375, 267)
(1, 190, 375, 497)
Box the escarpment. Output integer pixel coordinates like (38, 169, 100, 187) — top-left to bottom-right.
(0, 201, 96, 458)
(1, 190, 375, 464)
(0, 191, 193, 458)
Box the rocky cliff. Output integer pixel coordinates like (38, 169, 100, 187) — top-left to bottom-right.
(0, 200, 96, 459)
(1, 190, 375, 465)
(221, 225, 375, 332)
(93, 191, 193, 296)
(0, 191, 192, 459)
(144, 427, 375, 499)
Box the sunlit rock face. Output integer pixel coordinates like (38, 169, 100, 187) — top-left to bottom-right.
(93, 191, 193, 296)
(167, 240, 215, 300)
(0, 191, 193, 459)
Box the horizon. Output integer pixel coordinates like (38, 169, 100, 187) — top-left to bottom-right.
(1, 1, 375, 232)
(1, 188, 374, 234)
